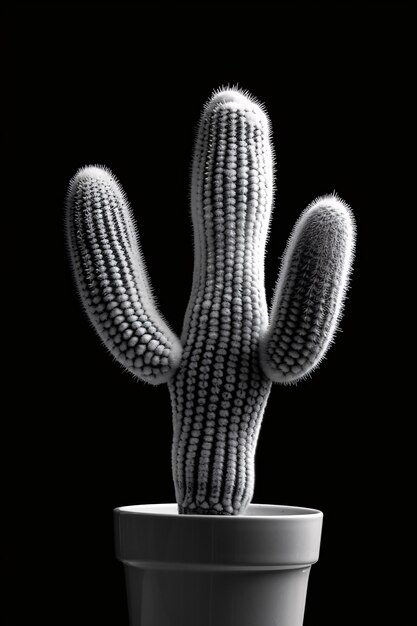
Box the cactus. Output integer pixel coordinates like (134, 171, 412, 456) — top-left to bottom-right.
(66, 87, 355, 515)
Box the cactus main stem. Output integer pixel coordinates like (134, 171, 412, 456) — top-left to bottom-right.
(168, 91, 273, 515)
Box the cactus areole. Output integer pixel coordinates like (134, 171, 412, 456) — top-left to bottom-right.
(66, 87, 355, 516)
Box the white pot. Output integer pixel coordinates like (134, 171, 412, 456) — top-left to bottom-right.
(114, 503, 323, 626)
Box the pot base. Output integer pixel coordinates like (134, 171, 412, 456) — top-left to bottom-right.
(125, 562, 311, 626)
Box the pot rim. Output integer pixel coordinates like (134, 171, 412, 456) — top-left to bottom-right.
(115, 503, 324, 567)
(115, 502, 323, 520)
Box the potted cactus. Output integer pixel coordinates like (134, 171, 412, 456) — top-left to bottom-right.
(66, 88, 355, 626)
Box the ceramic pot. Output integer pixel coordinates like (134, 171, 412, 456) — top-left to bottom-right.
(114, 503, 323, 626)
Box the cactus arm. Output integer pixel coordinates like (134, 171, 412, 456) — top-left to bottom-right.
(168, 89, 274, 515)
(65, 166, 182, 385)
(259, 195, 355, 384)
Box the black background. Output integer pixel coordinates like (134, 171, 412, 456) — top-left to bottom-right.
(4, 1, 416, 625)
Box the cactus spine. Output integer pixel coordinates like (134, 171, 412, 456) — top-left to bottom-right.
(66, 87, 355, 515)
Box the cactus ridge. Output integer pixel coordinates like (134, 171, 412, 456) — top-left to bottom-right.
(66, 87, 355, 515)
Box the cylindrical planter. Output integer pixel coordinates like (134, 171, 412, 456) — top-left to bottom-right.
(114, 503, 323, 626)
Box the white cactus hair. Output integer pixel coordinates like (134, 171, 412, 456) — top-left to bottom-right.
(65, 164, 182, 385)
(65, 86, 355, 514)
(260, 191, 356, 385)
